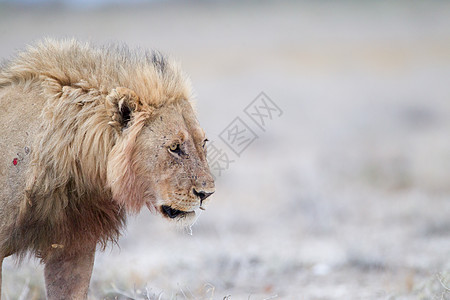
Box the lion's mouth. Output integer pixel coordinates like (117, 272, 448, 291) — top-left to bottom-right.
(160, 205, 193, 219)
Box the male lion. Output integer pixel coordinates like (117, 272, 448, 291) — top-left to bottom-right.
(0, 39, 215, 299)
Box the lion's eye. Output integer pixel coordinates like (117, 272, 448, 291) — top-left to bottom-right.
(169, 143, 182, 155)
(202, 139, 208, 149)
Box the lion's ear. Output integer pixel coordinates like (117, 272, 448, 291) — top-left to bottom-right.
(106, 87, 142, 129)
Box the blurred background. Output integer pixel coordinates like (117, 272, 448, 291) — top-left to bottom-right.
(1, 0, 450, 299)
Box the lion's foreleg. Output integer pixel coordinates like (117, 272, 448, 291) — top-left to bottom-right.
(44, 244, 96, 300)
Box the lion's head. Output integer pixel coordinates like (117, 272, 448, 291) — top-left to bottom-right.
(106, 87, 215, 224)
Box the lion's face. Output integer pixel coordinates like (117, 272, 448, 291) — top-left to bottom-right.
(107, 91, 215, 225)
(137, 100, 215, 222)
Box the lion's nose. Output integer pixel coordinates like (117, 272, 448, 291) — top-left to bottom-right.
(193, 188, 214, 201)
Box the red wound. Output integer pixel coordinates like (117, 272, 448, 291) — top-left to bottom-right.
(13, 158, 18, 166)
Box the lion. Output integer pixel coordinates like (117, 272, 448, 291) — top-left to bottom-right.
(0, 39, 215, 299)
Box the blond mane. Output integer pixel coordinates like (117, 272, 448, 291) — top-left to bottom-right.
(0, 38, 191, 107)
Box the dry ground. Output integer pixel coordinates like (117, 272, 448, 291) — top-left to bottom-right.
(1, 1, 450, 299)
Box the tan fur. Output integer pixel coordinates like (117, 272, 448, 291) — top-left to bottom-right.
(0, 39, 214, 299)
